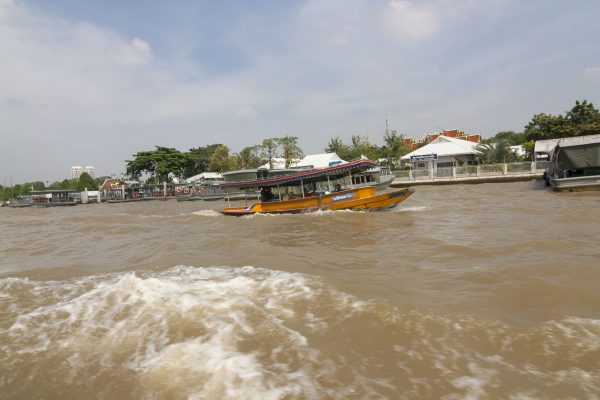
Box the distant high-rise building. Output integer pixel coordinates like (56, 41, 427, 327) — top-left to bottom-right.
(71, 166, 83, 179)
(71, 165, 95, 179)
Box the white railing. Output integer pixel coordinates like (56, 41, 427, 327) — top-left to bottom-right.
(393, 162, 545, 182)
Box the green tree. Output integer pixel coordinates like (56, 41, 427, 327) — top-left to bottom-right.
(260, 138, 281, 169)
(126, 146, 192, 182)
(185, 144, 226, 176)
(477, 139, 518, 164)
(237, 145, 262, 169)
(565, 100, 600, 136)
(524, 100, 600, 141)
(77, 172, 98, 191)
(208, 145, 239, 172)
(381, 130, 409, 170)
(524, 113, 572, 141)
(59, 179, 77, 190)
(493, 131, 526, 146)
(279, 136, 304, 168)
(349, 135, 380, 160)
(324, 137, 352, 160)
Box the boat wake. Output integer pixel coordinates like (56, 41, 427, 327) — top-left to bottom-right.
(191, 209, 223, 217)
(393, 205, 430, 213)
(1, 266, 599, 399)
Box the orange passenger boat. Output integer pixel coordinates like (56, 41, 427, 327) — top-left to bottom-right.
(220, 160, 414, 216)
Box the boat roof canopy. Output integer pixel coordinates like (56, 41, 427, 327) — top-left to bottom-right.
(30, 190, 78, 194)
(221, 160, 378, 189)
(555, 138, 600, 169)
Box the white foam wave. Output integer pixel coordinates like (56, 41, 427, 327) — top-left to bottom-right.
(394, 205, 429, 213)
(191, 209, 223, 217)
(3, 272, 600, 398)
(240, 208, 361, 219)
(0, 266, 364, 398)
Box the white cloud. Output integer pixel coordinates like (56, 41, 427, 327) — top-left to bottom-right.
(383, 0, 440, 43)
(234, 105, 258, 119)
(584, 67, 600, 78)
(0, 0, 598, 182)
(111, 37, 154, 66)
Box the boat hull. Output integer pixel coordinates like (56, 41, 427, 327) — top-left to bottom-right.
(550, 176, 600, 192)
(222, 186, 413, 216)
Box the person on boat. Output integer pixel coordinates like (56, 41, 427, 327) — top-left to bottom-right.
(260, 187, 275, 202)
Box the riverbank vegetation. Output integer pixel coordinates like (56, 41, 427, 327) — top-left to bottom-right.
(3, 100, 599, 197)
(0, 173, 101, 202)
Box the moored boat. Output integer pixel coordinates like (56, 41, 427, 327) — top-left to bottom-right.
(220, 160, 414, 216)
(7, 195, 33, 208)
(545, 136, 600, 191)
(176, 182, 225, 202)
(31, 190, 80, 206)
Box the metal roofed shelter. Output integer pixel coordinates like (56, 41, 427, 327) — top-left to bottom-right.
(534, 134, 600, 159)
(401, 136, 481, 171)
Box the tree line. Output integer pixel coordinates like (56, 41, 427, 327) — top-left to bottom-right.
(0, 173, 102, 202)
(125, 136, 306, 183)
(3, 99, 599, 197)
(124, 130, 413, 182)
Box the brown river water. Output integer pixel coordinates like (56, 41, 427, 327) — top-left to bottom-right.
(1, 181, 599, 399)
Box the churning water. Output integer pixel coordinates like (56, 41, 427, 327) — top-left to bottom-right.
(1, 181, 599, 399)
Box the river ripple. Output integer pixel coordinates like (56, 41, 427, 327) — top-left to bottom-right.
(1, 181, 599, 399)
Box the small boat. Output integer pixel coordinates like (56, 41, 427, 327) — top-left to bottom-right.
(545, 136, 600, 191)
(7, 195, 33, 208)
(220, 160, 414, 216)
(31, 190, 80, 206)
(176, 182, 225, 202)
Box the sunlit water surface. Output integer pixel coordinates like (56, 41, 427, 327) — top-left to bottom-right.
(1, 181, 599, 399)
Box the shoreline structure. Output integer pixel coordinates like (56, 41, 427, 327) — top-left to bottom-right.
(391, 161, 547, 187)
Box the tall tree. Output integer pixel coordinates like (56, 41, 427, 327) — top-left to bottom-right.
(279, 136, 304, 168)
(208, 145, 239, 172)
(76, 172, 98, 191)
(237, 145, 262, 169)
(349, 135, 380, 160)
(382, 130, 409, 170)
(325, 137, 346, 154)
(524, 100, 600, 141)
(260, 138, 281, 169)
(565, 100, 600, 136)
(493, 131, 526, 146)
(524, 113, 572, 141)
(126, 146, 191, 182)
(477, 139, 519, 164)
(185, 144, 226, 176)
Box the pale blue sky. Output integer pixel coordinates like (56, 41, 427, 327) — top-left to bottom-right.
(1, 0, 599, 182)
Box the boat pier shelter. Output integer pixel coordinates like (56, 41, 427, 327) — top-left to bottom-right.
(400, 136, 481, 178)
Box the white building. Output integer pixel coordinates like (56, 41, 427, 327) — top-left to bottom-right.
(401, 136, 481, 170)
(71, 166, 83, 179)
(185, 172, 223, 184)
(259, 157, 292, 170)
(71, 165, 95, 179)
(293, 153, 346, 169)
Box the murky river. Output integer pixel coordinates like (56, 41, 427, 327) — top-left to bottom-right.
(1, 181, 599, 399)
